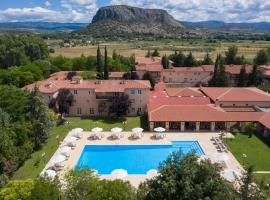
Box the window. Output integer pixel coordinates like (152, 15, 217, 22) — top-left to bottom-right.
(89, 91, 91, 95)
(89, 108, 94, 115)
(130, 90, 135, 95)
(77, 107, 82, 115)
(48, 95, 51, 100)
(138, 90, 142, 95)
(130, 99, 135, 103)
(74, 90, 78, 94)
(138, 108, 142, 112)
(131, 108, 135, 112)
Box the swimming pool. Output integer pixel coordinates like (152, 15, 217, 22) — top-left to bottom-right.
(76, 141, 204, 174)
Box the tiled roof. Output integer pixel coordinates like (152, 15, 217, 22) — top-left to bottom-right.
(136, 64, 163, 72)
(224, 65, 253, 75)
(259, 113, 270, 130)
(200, 87, 270, 102)
(136, 57, 161, 65)
(166, 87, 204, 97)
(25, 80, 151, 94)
(148, 104, 264, 122)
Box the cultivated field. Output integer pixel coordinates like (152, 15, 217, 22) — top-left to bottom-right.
(50, 39, 270, 60)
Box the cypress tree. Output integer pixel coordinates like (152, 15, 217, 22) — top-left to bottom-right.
(104, 46, 109, 80)
(184, 52, 196, 67)
(162, 55, 169, 69)
(217, 59, 229, 87)
(202, 53, 213, 65)
(208, 55, 220, 86)
(247, 64, 259, 86)
(96, 45, 103, 79)
(146, 50, 151, 58)
(238, 65, 247, 87)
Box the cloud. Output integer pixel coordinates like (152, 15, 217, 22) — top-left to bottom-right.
(0, 0, 269, 23)
(0, 6, 88, 22)
(109, 0, 270, 22)
(44, 1, 51, 7)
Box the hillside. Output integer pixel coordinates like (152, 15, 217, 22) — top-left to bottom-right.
(0, 22, 87, 33)
(183, 21, 270, 33)
(79, 5, 201, 39)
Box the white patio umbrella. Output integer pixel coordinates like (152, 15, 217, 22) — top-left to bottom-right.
(111, 127, 123, 133)
(59, 146, 71, 154)
(41, 169, 56, 179)
(132, 128, 144, 134)
(213, 153, 229, 163)
(51, 154, 66, 165)
(111, 169, 128, 179)
(222, 170, 241, 182)
(72, 128, 83, 134)
(64, 136, 78, 143)
(146, 169, 159, 179)
(91, 127, 103, 133)
(222, 132, 235, 139)
(154, 127, 166, 133)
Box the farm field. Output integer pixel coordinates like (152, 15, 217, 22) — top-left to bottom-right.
(50, 39, 270, 60)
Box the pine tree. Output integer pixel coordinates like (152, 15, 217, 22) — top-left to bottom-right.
(146, 50, 151, 58)
(29, 86, 53, 149)
(209, 54, 228, 87)
(254, 49, 268, 65)
(225, 45, 238, 64)
(161, 55, 169, 69)
(112, 49, 117, 60)
(248, 64, 259, 86)
(104, 46, 109, 80)
(152, 49, 160, 57)
(238, 65, 247, 87)
(96, 45, 103, 79)
(217, 59, 229, 87)
(184, 52, 197, 67)
(209, 55, 220, 86)
(202, 53, 213, 65)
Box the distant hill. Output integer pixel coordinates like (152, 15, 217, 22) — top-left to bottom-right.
(0, 22, 87, 33)
(182, 21, 270, 33)
(79, 5, 201, 39)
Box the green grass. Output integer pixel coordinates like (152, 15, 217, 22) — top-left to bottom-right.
(12, 116, 144, 180)
(254, 173, 270, 184)
(225, 133, 270, 171)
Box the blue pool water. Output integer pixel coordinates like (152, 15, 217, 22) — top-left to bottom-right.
(76, 141, 204, 174)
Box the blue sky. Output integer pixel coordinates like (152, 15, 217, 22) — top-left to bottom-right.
(0, 0, 269, 23)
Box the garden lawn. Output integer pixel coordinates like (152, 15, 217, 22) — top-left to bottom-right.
(12, 116, 143, 180)
(225, 133, 270, 171)
(254, 173, 270, 184)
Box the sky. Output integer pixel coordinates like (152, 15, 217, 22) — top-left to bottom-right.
(0, 0, 269, 23)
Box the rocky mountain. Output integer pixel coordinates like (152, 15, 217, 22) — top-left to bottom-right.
(80, 5, 201, 39)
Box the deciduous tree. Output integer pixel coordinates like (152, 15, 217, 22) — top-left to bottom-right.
(108, 94, 131, 117)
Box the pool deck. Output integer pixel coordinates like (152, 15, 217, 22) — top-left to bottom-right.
(43, 131, 243, 187)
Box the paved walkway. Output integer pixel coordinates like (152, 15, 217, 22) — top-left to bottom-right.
(254, 171, 270, 174)
(43, 131, 244, 187)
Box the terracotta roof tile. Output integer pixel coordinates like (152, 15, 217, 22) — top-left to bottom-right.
(148, 104, 264, 122)
(166, 88, 204, 97)
(25, 80, 151, 94)
(200, 87, 270, 102)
